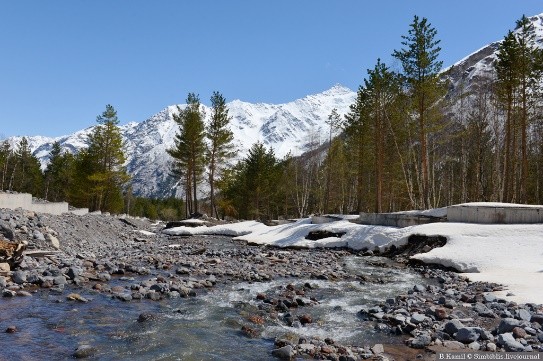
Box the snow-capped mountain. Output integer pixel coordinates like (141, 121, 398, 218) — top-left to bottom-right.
(445, 13, 543, 100)
(7, 84, 356, 197)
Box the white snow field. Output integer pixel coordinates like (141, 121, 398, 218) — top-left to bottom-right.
(163, 205, 543, 304)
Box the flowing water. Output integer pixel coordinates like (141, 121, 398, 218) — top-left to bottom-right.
(0, 255, 427, 360)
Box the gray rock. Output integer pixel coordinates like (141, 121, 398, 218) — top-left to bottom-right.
(33, 230, 45, 241)
(443, 319, 464, 336)
(455, 327, 480, 343)
(483, 293, 497, 303)
(53, 276, 66, 285)
(486, 342, 497, 352)
(73, 345, 97, 359)
(0, 221, 14, 240)
(516, 309, 532, 322)
(411, 333, 432, 349)
(442, 341, 465, 349)
(66, 267, 82, 280)
(371, 344, 384, 354)
(45, 234, 60, 249)
(497, 318, 520, 334)
(11, 270, 27, 284)
(468, 341, 480, 351)
(413, 284, 425, 292)
(410, 313, 426, 324)
(271, 345, 294, 359)
(531, 314, 543, 324)
(0, 276, 7, 288)
(16, 290, 32, 297)
(497, 333, 525, 352)
(473, 303, 495, 318)
(2, 289, 16, 297)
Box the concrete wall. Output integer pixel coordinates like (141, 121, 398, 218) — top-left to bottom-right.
(29, 202, 69, 215)
(0, 192, 88, 216)
(447, 204, 543, 224)
(355, 213, 445, 228)
(0, 193, 32, 209)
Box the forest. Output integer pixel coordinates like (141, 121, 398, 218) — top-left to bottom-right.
(1, 15, 543, 221)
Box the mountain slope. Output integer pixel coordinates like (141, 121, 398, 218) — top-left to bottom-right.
(445, 13, 543, 100)
(8, 85, 356, 197)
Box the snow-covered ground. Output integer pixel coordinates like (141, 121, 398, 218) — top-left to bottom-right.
(163, 210, 543, 305)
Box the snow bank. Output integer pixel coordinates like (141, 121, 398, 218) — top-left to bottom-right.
(161, 215, 543, 304)
(162, 220, 270, 237)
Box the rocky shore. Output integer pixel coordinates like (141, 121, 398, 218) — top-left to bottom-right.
(0, 208, 542, 360)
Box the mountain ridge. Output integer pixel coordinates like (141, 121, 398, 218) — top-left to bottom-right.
(7, 84, 357, 197)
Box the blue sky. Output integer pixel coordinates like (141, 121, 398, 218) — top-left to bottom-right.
(1, 1, 542, 138)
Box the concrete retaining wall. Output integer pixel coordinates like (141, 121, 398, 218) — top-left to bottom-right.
(447, 204, 543, 224)
(0, 192, 88, 216)
(355, 213, 445, 228)
(0, 193, 32, 209)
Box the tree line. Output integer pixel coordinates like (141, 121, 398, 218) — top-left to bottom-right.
(2, 14, 543, 221)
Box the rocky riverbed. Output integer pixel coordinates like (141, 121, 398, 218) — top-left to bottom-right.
(0, 208, 542, 360)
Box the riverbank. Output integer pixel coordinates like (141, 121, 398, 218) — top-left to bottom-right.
(0, 209, 542, 359)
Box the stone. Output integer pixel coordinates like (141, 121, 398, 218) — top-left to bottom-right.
(33, 230, 45, 241)
(73, 345, 97, 359)
(530, 314, 543, 324)
(413, 284, 425, 292)
(455, 327, 481, 343)
(298, 314, 312, 325)
(434, 307, 448, 320)
(45, 234, 60, 249)
(486, 342, 497, 352)
(371, 344, 384, 354)
(497, 318, 520, 334)
(11, 270, 27, 284)
(516, 309, 532, 322)
(67, 267, 82, 280)
(483, 293, 497, 303)
(16, 290, 32, 297)
(66, 293, 88, 303)
(5, 325, 17, 333)
(0, 263, 10, 272)
(512, 327, 527, 339)
(473, 303, 495, 318)
(442, 341, 465, 349)
(467, 341, 480, 351)
(411, 333, 432, 349)
(410, 313, 426, 324)
(137, 312, 158, 323)
(271, 345, 294, 360)
(443, 319, 464, 336)
(497, 333, 525, 352)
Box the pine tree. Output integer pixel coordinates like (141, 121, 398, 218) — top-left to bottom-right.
(83, 105, 130, 212)
(9, 137, 43, 195)
(496, 31, 521, 202)
(0, 141, 12, 191)
(393, 15, 445, 209)
(206, 91, 236, 218)
(44, 142, 75, 201)
(167, 93, 206, 216)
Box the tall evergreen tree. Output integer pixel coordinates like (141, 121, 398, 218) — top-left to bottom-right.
(167, 93, 206, 216)
(393, 15, 445, 209)
(206, 91, 236, 218)
(9, 137, 43, 195)
(44, 142, 75, 202)
(0, 141, 12, 191)
(82, 105, 130, 212)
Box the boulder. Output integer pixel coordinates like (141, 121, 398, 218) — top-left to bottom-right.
(497, 333, 525, 352)
(455, 327, 480, 343)
(271, 345, 294, 360)
(443, 319, 464, 336)
(497, 318, 520, 334)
